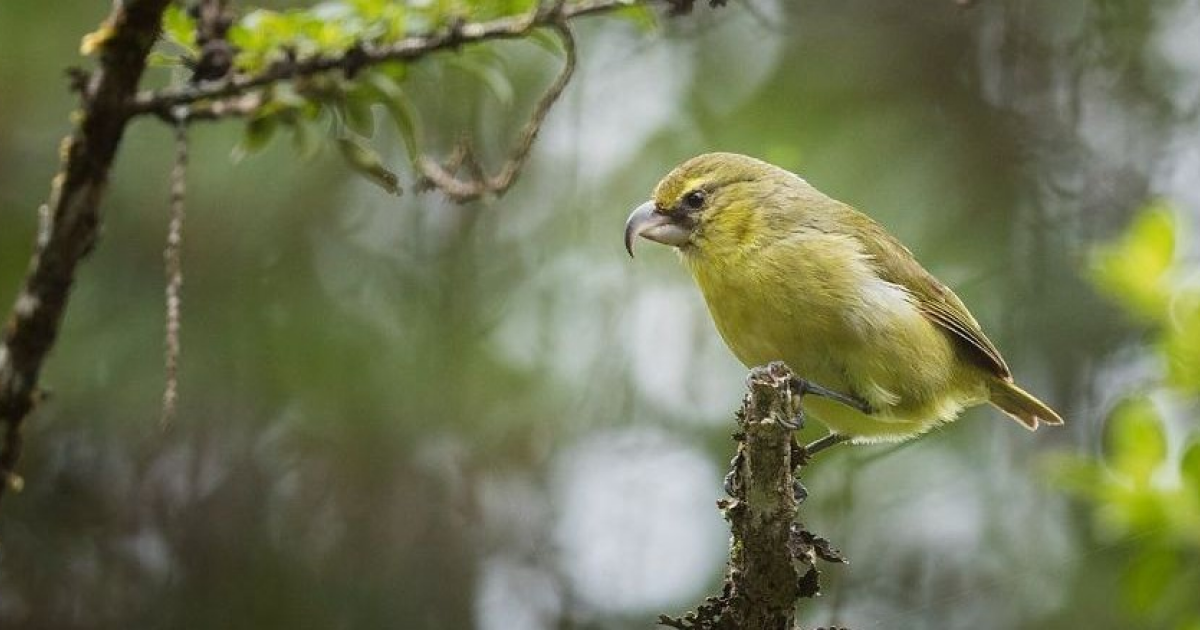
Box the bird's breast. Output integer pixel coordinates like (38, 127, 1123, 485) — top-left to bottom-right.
(682, 235, 869, 384)
(681, 232, 967, 418)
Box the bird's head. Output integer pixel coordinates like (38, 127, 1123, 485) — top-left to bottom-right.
(624, 152, 798, 258)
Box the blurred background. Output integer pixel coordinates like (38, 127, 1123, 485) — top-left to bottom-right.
(1, 0, 1198, 628)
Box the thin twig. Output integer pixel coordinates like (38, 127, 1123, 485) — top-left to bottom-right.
(163, 92, 263, 123)
(416, 23, 578, 202)
(490, 22, 577, 191)
(128, 0, 657, 119)
(161, 118, 187, 428)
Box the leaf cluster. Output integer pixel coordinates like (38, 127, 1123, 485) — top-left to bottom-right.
(1092, 202, 1200, 394)
(145, 1, 655, 196)
(1051, 201, 1200, 628)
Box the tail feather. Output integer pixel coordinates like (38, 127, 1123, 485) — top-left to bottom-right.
(988, 380, 1064, 430)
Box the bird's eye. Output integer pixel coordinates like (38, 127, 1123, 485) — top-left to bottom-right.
(682, 190, 707, 211)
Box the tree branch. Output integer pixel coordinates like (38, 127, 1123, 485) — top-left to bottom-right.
(659, 362, 847, 630)
(0, 0, 172, 505)
(0, 0, 726, 510)
(130, 0, 650, 120)
(0, 0, 656, 511)
(415, 23, 577, 202)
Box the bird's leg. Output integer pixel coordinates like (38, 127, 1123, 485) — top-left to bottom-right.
(789, 376, 872, 413)
(780, 375, 872, 430)
(791, 433, 852, 503)
(803, 432, 852, 458)
(792, 479, 808, 504)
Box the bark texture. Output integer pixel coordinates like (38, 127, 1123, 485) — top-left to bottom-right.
(0, 0, 173, 504)
(659, 362, 847, 630)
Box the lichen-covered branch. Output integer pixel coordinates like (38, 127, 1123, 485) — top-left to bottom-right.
(0, 0, 173, 505)
(130, 0, 654, 120)
(659, 362, 847, 630)
(161, 121, 188, 428)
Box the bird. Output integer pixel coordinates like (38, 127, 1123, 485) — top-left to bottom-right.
(624, 152, 1063, 443)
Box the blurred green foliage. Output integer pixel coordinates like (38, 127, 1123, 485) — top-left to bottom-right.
(1093, 203, 1200, 396)
(1092, 205, 1177, 321)
(153, 0, 601, 194)
(4, 1, 1200, 629)
(1052, 202, 1200, 629)
(163, 0, 542, 72)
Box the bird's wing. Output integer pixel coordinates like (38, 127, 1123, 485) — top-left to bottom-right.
(854, 217, 1012, 380)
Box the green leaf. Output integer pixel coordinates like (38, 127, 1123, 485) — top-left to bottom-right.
(527, 28, 564, 56)
(228, 19, 271, 72)
(451, 57, 514, 108)
(1106, 397, 1167, 487)
(363, 72, 421, 161)
(162, 4, 197, 52)
(1092, 202, 1176, 321)
(146, 51, 186, 68)
(266, 83, 309, 112)
(456, 0, 537, 21)
(341, 92, 377, 138)
(615, 3, 659, 32)
(348, 0, 408, 40)
(231, 114, 279, 162)
(291, 115, 323, 161)
(377, 62, 409, 83)
(337, 136, 402, 195)
(301, 11, 355, 54)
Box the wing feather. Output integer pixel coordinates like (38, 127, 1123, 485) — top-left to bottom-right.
(852, 213, 1012, 379)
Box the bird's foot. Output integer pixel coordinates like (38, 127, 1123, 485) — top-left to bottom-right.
(792, 478, 808, 504)
(788, 375, 873, 414)
(797, 433, 852, 465)
(781, 406, 804, 430)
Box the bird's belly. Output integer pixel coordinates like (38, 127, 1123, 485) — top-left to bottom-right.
(694, 267, 987, 441)
(708, 292, 848, 390)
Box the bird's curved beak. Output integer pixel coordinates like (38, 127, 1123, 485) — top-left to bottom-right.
(624, 201, 692, 257)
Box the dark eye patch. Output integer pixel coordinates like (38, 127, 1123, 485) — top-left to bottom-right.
(681, 189, 706, 211)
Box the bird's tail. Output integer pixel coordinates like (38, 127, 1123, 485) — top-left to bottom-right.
(988, 379, 1064, 430)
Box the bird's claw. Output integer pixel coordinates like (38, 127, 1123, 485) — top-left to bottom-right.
(792, 477, 808, 504)
(781, 407, 804, 430)
(788, 376, 872, 414)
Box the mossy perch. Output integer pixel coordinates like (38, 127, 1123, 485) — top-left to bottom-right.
(659, 362, 848, 630)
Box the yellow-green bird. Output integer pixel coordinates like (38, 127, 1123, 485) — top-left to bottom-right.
(624, 152, 1063, 443)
